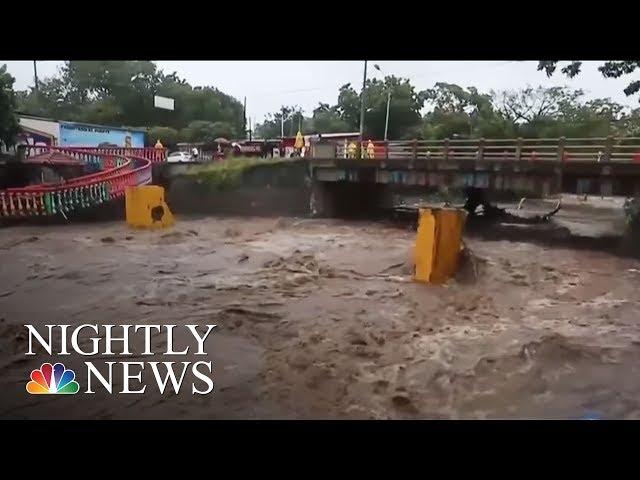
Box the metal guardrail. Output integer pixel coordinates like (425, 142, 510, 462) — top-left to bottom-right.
(334, 137, 640, 163)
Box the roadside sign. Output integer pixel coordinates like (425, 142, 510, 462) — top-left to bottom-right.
(154, 95, 175, 111)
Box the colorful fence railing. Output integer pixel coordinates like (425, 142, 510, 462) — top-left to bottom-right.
(22, 146, 167, 164)
(0, 147, 156, 219)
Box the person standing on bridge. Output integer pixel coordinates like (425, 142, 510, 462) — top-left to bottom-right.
(347, 141, 357, 159)
(154, 139, 164, 161)
(367, 140, 375, 159)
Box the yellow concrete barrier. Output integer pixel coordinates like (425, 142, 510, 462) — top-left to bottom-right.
(414, 207, 466, 284)
(125, 185, 174, 229)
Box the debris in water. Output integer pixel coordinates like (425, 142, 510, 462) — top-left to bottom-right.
(1, 236, 39, 250)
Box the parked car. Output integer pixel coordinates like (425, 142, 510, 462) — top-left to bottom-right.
(166, 151, 193, 163)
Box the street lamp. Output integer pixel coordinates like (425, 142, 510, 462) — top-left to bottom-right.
(33, 61, 39, 94)
(374, 64, 391, 141)
(358, 61, 368, 155)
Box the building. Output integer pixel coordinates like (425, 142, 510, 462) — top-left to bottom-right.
(18, 114, 60, 146)
(10, 113, 146, 149)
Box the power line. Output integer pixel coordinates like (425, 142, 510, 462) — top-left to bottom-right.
(253, 61, 519, 98)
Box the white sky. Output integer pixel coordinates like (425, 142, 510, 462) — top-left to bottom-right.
(2, 61, 638, 123)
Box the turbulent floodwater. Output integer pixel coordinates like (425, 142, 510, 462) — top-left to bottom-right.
(1, 210, 640, 419)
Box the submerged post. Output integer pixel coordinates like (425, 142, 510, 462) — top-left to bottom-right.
(414, 208, 467, 284)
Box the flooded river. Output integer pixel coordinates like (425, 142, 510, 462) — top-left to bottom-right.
(1, 209, 640, 419)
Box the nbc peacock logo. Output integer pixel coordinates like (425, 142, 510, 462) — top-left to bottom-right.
(26, 362, 80, 394)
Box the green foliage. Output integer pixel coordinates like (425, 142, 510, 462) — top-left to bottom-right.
(311, 103, 349, 133)
(257, 79, 640, 142)
(255, 76, 427, 140)
(538, 61, 640, 103)
(419, 83, 513, 139)
(178, 120, 236, 143)
(14, 61, 245, 138)
(147, 126, 178, 147)
(492, 86, 634, 138)
(335, 77, 426, 139)
(178, 157, 288, 190)
(0, 64, 20, 148)
(254, 106, 309, 138)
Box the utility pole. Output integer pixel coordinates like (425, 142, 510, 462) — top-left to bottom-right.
(384, 89, 391, 141)
(243, 96, 247, 139)
(358, 60, 368, 157)
(249, 117, 252, 141)
(281, 110, 285, 138)
(33, 61, 39, 94)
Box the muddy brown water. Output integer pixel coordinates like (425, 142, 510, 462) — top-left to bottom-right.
(1, 210, 640, 419)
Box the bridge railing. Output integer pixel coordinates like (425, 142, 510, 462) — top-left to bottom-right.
(0, 150, 152, 218)
(335, 137, 640, 163)
(21, 145, 167, 163)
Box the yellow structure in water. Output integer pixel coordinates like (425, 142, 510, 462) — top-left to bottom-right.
(414, 208, 466, 284)
(125, 185, 175, 229)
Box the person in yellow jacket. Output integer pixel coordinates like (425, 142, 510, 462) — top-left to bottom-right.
(347, 141, 357, 159)
(367, 140, 375, 159)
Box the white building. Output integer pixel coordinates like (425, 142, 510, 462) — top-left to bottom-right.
(18, 114, 61, 144)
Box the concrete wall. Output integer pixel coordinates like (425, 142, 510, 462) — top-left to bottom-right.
(158, 161, 312, 216)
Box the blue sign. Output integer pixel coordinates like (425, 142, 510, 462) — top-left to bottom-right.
(59, 122, 145, 148)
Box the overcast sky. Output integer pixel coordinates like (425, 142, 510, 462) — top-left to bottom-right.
(2, 61, 638, 124)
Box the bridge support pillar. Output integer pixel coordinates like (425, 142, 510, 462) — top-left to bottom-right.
(310, 180, 334, 217)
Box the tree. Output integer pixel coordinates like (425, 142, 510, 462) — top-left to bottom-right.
(147, 126, 178, 148)
(537, 61, 640, 103)
(334, 76, 427, 139)
(421, 83, 512, 139)
(254, 105, 309, 138)
(494, 86, 584, 124)
(310, 103, 349, 133)
(14, 61, 246, 136)
(15, 76, 74, 119)
(488, 85, 627, 138)
(60, 61, 162, 126)
(0, 64, 19, 148)
(417, 83, 629, 140)
(617, 108, 640, 137)
(179, 120, 237, 143)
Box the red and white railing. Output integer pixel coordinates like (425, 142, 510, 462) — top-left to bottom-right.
(1, 147, 158, 218)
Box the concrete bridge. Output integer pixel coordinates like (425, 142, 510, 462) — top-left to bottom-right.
(308, 136, 640, 216)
